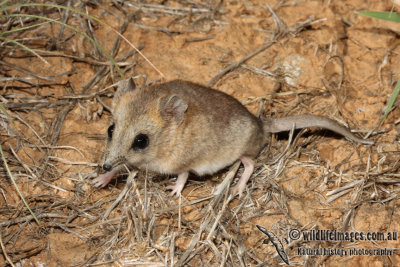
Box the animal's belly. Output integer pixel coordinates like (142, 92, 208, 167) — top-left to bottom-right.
(144, 161, 177, 175)
(191, 158, 237, 176)
(144, 154, 239, 176)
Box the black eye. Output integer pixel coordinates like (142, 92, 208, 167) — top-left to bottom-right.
(107, 124, 115, 140)
(132, 133, 149, 150)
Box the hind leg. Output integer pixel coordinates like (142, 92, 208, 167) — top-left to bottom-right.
(231, 156, 255, 198)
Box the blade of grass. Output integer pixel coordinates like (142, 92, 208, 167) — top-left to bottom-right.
(1, 20, 51, 35)
(0, 13, 123, 77)
(0, 145, 40, 225)
(0, 0, 10, 6)
(0, 104, 12, 122)
(0, 228, 16, 267)
(0, 36, 49, 65)
(1, 3, 165, 78)
(358, 11, 400, 23)
(381, 78, 400, 124)
(357, 10, 400, 124)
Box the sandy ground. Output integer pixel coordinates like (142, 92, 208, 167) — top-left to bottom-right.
(0, 0, 399, 266)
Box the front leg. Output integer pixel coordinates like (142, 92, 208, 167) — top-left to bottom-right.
(231, 156, 255, 198)
(92, 169, 119, 187)
(166, 172, 189, 197)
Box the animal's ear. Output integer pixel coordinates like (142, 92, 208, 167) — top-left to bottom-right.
(112, 78, 136, 109)
(160, 95, 188, 125)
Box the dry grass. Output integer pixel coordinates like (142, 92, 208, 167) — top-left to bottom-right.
(0, 1, 399, 266)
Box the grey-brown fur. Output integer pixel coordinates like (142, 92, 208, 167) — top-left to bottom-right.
(93, 79, 373, 196)
(103, 79, 264, 175)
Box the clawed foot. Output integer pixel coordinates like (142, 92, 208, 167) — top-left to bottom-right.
(229, 156, 255, 199)
(230, 183, 245, 199)
(166, 182, 185, 197)
(91, 169, 118, 187)
(165, 172, 189, 197)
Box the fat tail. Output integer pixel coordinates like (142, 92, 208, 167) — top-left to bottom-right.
(263, 115, 374, 145)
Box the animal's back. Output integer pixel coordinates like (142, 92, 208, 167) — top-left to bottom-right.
(130, 80, 265, 175)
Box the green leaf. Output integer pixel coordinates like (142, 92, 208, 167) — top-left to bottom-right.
(381, 78, 400, 124)
(358, 11, 400, 23)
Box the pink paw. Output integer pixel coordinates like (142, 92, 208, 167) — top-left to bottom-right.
(166, 182, 185, 197)
(165, 172, 189, 197)
(92, 169, 118, 187)
(230, 183, 245, 199)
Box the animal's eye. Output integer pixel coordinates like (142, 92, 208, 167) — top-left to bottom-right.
(132, 133, 149, 150)
(107, 124, 115, 140)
